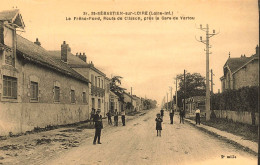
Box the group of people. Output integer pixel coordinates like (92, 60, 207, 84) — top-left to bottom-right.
(106, 109, 126, 126)
(91, 108, 126, 145)
(155, 107, 201, 136)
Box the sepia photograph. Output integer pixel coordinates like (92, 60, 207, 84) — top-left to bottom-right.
(0, 0, 259, 164)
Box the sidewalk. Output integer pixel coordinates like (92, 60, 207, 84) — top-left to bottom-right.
(185, 118, 258, 154)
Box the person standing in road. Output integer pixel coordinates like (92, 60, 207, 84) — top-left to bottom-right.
(93, 109, 103, 145)
(114, 109, 119, 126)
(121, 110, 126, 126)
(155, 113, 163, 136)
(160, 109, 164, 120)
(106, 111, 112, 125)
(180, 108, 185, 124)
(195, 107, 201, 125)
(169, 108, 174, 124)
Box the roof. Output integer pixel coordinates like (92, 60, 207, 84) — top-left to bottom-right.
(0, 9, 25, 28)
(224, 53, 259, 74)
(0, 43, 12, 51)
(16, 35, 89, 83)
(49, 50, 106, 76)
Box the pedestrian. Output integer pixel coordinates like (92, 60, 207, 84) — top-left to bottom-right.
(121, 110, 126, 126)
(90, 108, 95, 125)
(180, 108, 185, 124)
(195, 107, 201, 125)
(169, 108, 174, 124)
(114, 109, 119, 126)
(155, 113, 163, 136)
(106, 111, 112, 125)
(160, 109, 164, 119)
(93, 109, 103, 145)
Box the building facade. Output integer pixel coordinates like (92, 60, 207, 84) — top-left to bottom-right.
(0, 10, 90, 135)
(49, 46, 108, 117)
(220, 46, 259, 92)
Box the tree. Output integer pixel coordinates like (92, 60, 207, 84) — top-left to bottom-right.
(176, 72, 206, 108)
(110, 76, 126, 102)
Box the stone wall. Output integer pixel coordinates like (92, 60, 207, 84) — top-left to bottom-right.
(213, 110, 258, 125)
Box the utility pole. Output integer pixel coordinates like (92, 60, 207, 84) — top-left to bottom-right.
(131, 87, 133, 112)
(166, 92, 168, 111)
(197, 24, 218, 121)
(175, 76, 178, 111)
(210, 69, 215, 94)
(169, 86, 173, 110)
(184, 70, 186, 113)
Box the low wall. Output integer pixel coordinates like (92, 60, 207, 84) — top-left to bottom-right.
(213, 110, 259, 125)
(0, 102, 89, 136)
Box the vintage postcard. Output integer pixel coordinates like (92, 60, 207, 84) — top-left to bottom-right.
(0, 0, 259, 164)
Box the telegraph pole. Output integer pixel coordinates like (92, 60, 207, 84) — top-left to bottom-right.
(131, 87, 133, 111)
(197, 24, 218, 121)
(175, 76, 178, 111)
(169, 86, 173, 109)
(184, 70, 186, 113)
(210, 69, 215, 94)
(166, 92, 168, 111)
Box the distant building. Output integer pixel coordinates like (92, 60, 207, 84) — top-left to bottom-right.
(220, 45, 259, 92)
(185, 96, 205, 114)
(109, 91, 120, 113)
(133, 95, 142, 111)
(123, 92, 137, 111)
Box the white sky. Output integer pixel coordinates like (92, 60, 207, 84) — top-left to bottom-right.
(2, 0, 259, 104)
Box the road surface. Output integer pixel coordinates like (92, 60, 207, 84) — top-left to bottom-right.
(47, 108, 257, 165)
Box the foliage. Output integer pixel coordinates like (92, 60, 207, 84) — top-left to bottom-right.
(143, 99, 157, 110)
(110, 76, 126, 102)
(211, 86, 258, 112)
(176, 72, 206, 107)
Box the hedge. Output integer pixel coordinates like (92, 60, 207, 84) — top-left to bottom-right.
(211, 86, 259, 112)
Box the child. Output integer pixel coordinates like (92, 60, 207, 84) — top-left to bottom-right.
(155, 113, 163, 136)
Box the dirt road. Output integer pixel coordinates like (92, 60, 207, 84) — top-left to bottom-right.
(46, 108, 257, 165)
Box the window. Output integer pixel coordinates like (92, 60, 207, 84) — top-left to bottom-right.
(30, 81, 38, 101)
(54, 86, 60, 102)
(91, 74, 94, 84)
(3, 76, 17, 99)
(71, 90, 75, 103)
(83, 92, 87, 103)
(98, 99, 101, 108)
(102, 80, 103, 89)
(98, 78, 100, 88)
(92, 98, 95, 109)
(5, 50, 15, 66)
(95, 76, 97, 87)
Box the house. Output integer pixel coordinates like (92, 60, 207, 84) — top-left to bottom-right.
(185, 96, 205, 114)
(220, 45, 259, 92)
(49, 48, 108, 117)
(123, 92, 137, 111)
(0, 9, 90, 135)
(133, 95, 142, 111)
(109, 91, 120, 113)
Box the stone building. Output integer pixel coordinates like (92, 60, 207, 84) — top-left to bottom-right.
(49, 49, 108, 117)
(185, 96, 205, 114)
(0, 9, 90, 135)
(220, 45, 259, 92)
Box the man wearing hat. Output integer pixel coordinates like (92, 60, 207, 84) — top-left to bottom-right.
(93, 109, 103, 145)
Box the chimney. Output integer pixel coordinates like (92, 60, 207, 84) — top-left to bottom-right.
(34, 38, 41, 46)
(256, 45, 259, 55)
(61, 41, 69, 62)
